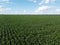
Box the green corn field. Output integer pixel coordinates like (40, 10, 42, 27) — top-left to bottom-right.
(0, 15, 60, 45)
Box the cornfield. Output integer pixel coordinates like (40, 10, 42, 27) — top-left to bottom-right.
(0, 15, 60, 45)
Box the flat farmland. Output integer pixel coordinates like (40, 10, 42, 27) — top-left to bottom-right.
(0, 15, 60, 45)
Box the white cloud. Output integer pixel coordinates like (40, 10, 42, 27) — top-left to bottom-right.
(0, 5, 4, 11)
(0, 5, 12, 14)
(34, 6, 60, 14)
(28, 0, 37, 3)
(0, 6, 11, 11)
(2, 0, 9, 2)
(23, 10, 26, 13)
(0, 6, 27, 14)
(55, 9, 60, 12)
(39, 0, 44, 5)
(35, 6, 51, 12)
(51, 0, 56, 2)
(54, 9, 60, 14)
(28, 0, 56, 5)
(45, 0, 50, 3)
(39, 0, 56, 5)
(0, 0, 9, 3)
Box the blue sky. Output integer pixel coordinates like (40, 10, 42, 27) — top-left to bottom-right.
(0, 0, 60, 14)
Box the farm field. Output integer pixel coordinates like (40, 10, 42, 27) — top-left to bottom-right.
(0, 15, 60, 45)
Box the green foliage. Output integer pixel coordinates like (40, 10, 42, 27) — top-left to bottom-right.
(0, 15, 60, 45)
